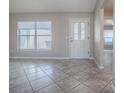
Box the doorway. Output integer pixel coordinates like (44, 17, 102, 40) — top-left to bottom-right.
(69, 18, 90, 58)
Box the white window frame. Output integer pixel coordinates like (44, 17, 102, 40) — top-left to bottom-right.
(17, 21, 52, 51)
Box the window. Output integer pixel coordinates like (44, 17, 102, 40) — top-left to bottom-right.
(80, 22, 85, 40)
(17, 21, 52, 50)
(74, 23, 79, 40)
(104, 30, 113, 43)
(73, 22, 85, 40)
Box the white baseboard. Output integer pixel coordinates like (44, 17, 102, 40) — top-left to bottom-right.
(89, 57, 95, 60)
(9, 57, 70, 60)
(9, 56, 94, 60)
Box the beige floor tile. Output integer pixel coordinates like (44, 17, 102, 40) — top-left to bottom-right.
(94, 72, 112, 85)
(9, 67, 24, 73)
(40, 64, 57, 71)
(66, 67, 83, 76)
(84, 66, 101, 74)
(10, 58, 113, 93)
(72, 71, 96, 83)
(67, 66, 86, 76)
(64, 62, 78, 67)
(61, 65, 87, 76)
(56, 77, 80, 92)
(24, 67, 42, 74)
(9, 76, 29, 89)
(61, 67, 72, 74)
(27, 71, 47, 81)
(55, 62, 71, 70)
(23, 64, 40, 70)
(43, 67, 62, 75)
(100, 81, 114, 93)
(48, 71, 69, 81)
(9, 63, 22, 70)
(35, 84, 65, 93)
(83, 78, 106, 93)
(68, 84, 97, 93)
(9, 83, 33, 93)
(30, 76, 54, 91)
(9, 70, 25, 80)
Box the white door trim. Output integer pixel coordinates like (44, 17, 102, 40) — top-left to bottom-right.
(69, 17, 90, 59)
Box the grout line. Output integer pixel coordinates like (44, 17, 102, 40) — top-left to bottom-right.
(10, 60, 113, 93)
(33, 83, 55, 93)
(67, 83, 81, 93)
(68, 72, 104, 93)
(33, 67, 67, 93)
(39, 66, 69, 93)
(52, 80, 68, 93)
(21, 63, 35, 93)
(98, 79, 112, 93)
(37, 60, 102, 93)
(81, 78, 113, 93)
(71, 76, 97, 92)
(46, 73, 81, 93)
(39, 64, 84, 93)
(27, 65, 56, 92)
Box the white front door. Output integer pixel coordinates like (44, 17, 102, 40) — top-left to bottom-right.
(70, 19, 90, 58)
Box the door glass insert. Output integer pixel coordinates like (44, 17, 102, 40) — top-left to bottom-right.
(74, 23, 79, 40)
(73, 22, 85, 40)
(80, 23, 85, 40)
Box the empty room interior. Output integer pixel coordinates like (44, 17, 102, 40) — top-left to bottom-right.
(9, 0, 114, 93)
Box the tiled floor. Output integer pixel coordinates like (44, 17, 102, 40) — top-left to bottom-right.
(9, 59, 114, 93)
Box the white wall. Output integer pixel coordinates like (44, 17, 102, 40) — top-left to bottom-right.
(94, 0, 104, 68)
(9, 12, 94, 58)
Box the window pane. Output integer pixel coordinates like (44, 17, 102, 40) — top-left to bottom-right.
(18, 21, 52, 50)
(18, 22, 35, 29)
(104, 30, 113, 43)
(37, 22, 51, 29)
(20, 36, 28, 49)
(104, 30, 113, 37)
(37, 36, 51, 49)
(37, 29, 51, 35)
(20, 29, 35, 35)
(28, 36, 35, 49)
(74, 23, 79, 40)
(36, 22, 51, 35)
(104, 38, 113, 43)
(81, 23, 85, 40)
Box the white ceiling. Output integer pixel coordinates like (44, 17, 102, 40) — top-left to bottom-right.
(9, 0, 97, 13)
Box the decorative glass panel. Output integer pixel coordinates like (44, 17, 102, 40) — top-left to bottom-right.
(80, 23, 85, 40)
(74, 23, 79, 40)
